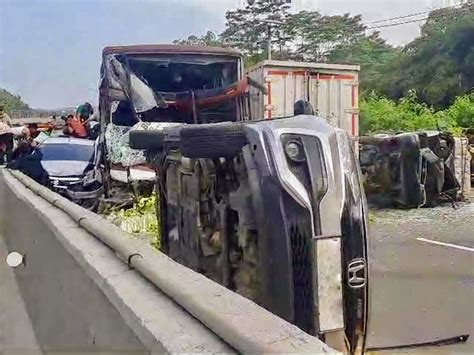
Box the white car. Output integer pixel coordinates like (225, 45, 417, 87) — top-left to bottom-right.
(38, 136, 103, 210)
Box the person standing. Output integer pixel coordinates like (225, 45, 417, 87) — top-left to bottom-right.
(76, 102, 94, 122)
(27, 123, 40, 139)
(76, 102, 99, 139)
(0, 123, 14, 164)
(0, 105, 12, 126)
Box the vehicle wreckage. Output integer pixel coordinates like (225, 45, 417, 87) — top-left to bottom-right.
(96, 45, 369, 353)
(359, 131, 471, 208)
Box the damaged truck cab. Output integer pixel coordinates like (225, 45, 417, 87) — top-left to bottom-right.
(98, 45, 248, 189)
(98, 45, 369, 353)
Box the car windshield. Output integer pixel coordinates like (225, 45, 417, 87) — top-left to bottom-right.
(39, 143, 95, 162)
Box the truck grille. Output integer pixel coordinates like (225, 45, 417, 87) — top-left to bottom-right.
(281, 135, 318, 334)
(288, 211, 314, 334)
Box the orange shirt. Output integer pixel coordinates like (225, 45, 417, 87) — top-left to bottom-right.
(67, 117, 88, 138)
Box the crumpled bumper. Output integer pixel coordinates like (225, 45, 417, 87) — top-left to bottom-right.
(65, 186, 103, 200)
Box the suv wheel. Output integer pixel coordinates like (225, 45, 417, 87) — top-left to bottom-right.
(180, 123, 247, 159)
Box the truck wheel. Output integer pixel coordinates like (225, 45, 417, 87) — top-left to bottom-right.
(180, 123, 247, 159)
(129, 130, 165, 150)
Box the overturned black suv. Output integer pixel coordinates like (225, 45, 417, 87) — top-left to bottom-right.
(99, 45, 369, 353)
(359, 131, 461, 208)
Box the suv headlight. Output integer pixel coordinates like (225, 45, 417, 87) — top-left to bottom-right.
(285, 140, 306, 163)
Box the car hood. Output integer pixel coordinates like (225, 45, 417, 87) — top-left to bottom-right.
(41, 160, 90, 177)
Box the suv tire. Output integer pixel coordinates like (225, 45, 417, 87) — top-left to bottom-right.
(129, 130, 165, 150)
(180, 123, 247, 159)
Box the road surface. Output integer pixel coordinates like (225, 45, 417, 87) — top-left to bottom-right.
(367, 202, 474, 353)
(0, 234, 41, 355)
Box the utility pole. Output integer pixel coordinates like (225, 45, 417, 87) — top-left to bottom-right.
(267, 25, 272, 60)
(246, 1, 291, 60)
(259, 19, 285, 60)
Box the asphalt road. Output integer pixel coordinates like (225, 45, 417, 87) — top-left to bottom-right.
(0, 234, 41, 355)
(366, 202, 474, 354)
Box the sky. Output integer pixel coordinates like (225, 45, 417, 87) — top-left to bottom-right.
(0, 0, 456, 108)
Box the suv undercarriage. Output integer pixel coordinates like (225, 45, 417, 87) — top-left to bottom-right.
(99, 45, 369, 353)
(130, 115, 369, 353)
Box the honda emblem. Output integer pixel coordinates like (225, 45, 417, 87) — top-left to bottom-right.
(347, 258, 366, 289)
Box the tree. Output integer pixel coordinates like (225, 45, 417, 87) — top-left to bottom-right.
(172, 2, 473, 111)
(220, 0, 291, 57)
(0, 88, 29, 112)
(283, 12, 369, 62)
(373, 2, 474, 108)
(173, 31, 225, 47)
(282, 11, 398, 91)
(176, 6, 397, 77)
(329, 33, 400, 90)
(360, 90, 441, 134)
(439, 92, 474, 129)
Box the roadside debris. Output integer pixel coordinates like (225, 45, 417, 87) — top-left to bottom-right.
(103, 194, 160, 249)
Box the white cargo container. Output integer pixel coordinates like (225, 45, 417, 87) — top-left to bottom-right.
(247, 60, 360, 137)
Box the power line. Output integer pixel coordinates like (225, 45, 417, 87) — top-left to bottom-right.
(365, 3, 463, 25)
(236, 1, 470, 32)
(366, 5, 471, 29)
(367, 17, 431, 29)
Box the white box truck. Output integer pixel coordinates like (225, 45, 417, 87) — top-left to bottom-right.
(247, 60, 360, 137)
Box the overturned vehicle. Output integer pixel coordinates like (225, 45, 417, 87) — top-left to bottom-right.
(98, 45, 369, 353)
(359, 131, 469, 208)
(131, 117, 369, 353)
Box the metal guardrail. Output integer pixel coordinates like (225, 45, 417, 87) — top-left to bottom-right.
(9, 108, 77, 119)
(6, 169, 338, 354)
(10, 117, 55, 126)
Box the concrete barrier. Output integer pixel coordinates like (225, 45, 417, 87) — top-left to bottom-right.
(0, 168, 336, 354)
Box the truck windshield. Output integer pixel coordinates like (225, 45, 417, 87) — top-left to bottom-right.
(39, 143, 95, 162)
(126, 55, 238, 93)
(105, 53, 242, 124)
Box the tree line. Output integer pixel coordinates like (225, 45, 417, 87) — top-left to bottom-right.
(0, 88, 29, 112)
(175, 0, 474, 112)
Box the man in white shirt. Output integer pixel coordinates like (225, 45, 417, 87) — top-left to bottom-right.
(10, 125, 30, 137)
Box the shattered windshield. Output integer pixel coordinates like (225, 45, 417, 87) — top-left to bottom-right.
(105, 53, 241, 123)
(126, 55, 238, 93)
